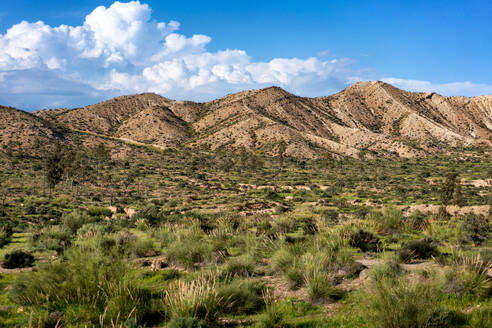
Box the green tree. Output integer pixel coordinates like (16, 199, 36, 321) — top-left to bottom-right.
(440, 172, 458, 206)
(45, 144, 65, 197)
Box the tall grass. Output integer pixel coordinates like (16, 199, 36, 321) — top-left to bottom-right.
(164, 277, 221, 323)
(360, 270, 450, 328)
(10, 247, 161, 326)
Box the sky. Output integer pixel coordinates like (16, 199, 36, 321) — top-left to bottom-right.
(0, 0, 491, 110)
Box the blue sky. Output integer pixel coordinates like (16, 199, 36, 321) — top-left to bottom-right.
(0, 0, 491, 109)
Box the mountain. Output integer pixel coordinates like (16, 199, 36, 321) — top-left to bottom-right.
(0, 106, 63, 153)
(1, 81, 489, 159)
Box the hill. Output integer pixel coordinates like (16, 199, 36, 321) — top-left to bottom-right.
(1, 81, 488, 158)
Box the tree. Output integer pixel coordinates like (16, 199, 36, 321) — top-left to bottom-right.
(45, 144, 65, 198)
(93, 143, 110, 170)
(453, 181, 464, 206)
(440, 172, 458, 206)
(0, 177, 7, 217)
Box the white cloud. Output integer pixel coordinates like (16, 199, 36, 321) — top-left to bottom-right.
(382, 78, 492, 97)
(0, 1, 490, 110)
(0, 1, 358, 109)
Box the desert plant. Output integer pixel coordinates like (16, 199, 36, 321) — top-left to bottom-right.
(397, 237, 439, 263)
(361, 275, 450, 328)
(445, 253, 491, 300)
(164, 277, 221, 324)
(2, 250, 35, 269)
(216, 279, 266, 315)
(87, 206, 113, 218)
(9, 247, 160, 326)
(349, 229, 382, 252)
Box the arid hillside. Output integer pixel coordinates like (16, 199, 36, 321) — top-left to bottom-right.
(1, 81, 490, 158)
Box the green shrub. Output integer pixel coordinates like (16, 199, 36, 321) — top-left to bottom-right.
(349, 229, 382, 252)
(30, 225, 72, 254)
(223, 255, 256, 278)
(255, 301, 287, 328)
(87, 206, 113, 217)
(304, 270, 343, 304)
(397, 237, 439, 263)
(460, 214, 489, 246)
(164, 277, 221, 324)
(9, 247, 161, 326)
(0, 225, 12, 248)
(62, 210, 96, 234)
(370, 207, 403, 234)
(2, 250, 35, 269)
(361, 276, 451, 328)
(216, 280, 266, 315)
(445, 254, 491, 300)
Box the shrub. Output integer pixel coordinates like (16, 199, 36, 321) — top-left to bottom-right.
(461, 214, 489, 246)
(164, 278, 221, 324)
(2, 250, 35, 269)
(9, 247, 161, 326)
(255, 301, 287, 328)
(216, 280, 266, 315)
(349, 229, 382, 252)
(0, 225, 12, 248)
(361, 276, 451, 328)
(445, 253, 491, 300)
(369, 207, 403, 234)
(30, 226, 72, 254)
(404, 210, 429, 231)
(304, 269, 344, 304)
(397, 237, 439, 263)
(62, 210, 96, 234)
(223, 255, 256, 278)
(87, 206, 113, 217)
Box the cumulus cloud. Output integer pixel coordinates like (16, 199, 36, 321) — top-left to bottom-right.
(0, 1, 490, 110)
(0, 1, 358, 109)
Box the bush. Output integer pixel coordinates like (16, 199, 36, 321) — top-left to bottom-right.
(398, 237, 439, 263)
(461, 214, 489, 246)
(164, 278, 221, 324)
(2, 250, 35, 269)
(361, 276, 451, 328)
(30, 226, 72, 254)
(9, 247, 161, 326)
(87, 206, 113, 217)
(216, 280, 266, 315)
(445, 254, 491, 300)
(349, 229, 382, 252)
(0, 225, 12, 248)
(223, 255, 256, 278)
(304, 270, 344, 304)
(62, 210, 96, 234)
(370, 207, 403, 234)
(255, 301, 287, 328)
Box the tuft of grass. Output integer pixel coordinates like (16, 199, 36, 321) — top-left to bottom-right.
(164, 277, 221, 324)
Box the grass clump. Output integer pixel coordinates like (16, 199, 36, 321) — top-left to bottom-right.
(360, 274, 451, 328)
(9, 247, 161, 326)
(164, 277, 221, 325)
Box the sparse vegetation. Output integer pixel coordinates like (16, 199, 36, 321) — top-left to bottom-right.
(0, 120, 490, 327)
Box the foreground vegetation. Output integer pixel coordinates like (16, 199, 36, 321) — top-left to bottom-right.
(0, 143, 491, 327)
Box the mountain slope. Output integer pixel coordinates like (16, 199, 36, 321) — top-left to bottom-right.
(7, 81, 492, 158)
(0, 106, 63, 153)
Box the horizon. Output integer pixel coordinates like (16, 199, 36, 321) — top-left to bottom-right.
(1, 1, 492, 110)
